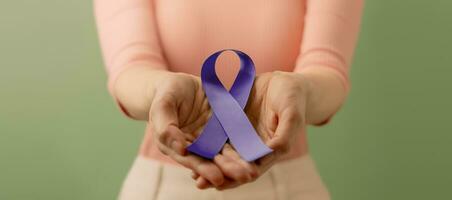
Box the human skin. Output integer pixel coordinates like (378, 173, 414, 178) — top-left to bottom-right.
(94, 0, 364, 189)
(112, 63, 347, 189)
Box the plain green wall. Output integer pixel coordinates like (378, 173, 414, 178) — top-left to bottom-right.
(1, 0, 451, 199)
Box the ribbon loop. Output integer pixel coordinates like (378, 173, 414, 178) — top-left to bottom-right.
(186, 49, 273, 162)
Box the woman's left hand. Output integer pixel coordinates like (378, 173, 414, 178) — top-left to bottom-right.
(193, 71, 311, 190)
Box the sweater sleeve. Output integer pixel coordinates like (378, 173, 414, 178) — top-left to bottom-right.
(94, 0, 168, 116)
(293, 0, 364, 124)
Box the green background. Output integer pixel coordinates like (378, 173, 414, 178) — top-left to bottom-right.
(1, 0, 451, 199)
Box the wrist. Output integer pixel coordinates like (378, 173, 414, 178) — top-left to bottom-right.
(290, 72, 317, 124)
(294, 67, 348, 125)
(113, 65, 170, 120)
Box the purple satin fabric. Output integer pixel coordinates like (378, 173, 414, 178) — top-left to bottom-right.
(186, 49, 273, 162)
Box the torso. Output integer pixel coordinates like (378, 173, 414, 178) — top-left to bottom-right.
(140, 0, 309, 165)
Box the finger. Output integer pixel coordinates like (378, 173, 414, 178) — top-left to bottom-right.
(150, 95, 186, 155)
(213, 144, 257, 183)
(154, 125, 187, 156)
(153, 132, 225, 188)
(150, 94, 179, 132)
(193, 172, 244, 191)
(214, 154, 252, 184)
(266, 108, 303, 156)
(200, 177, 242, 191)
(184, 132, 197, 143)
(170, 152, 225, 187)
(214, 178, 242, 191)
(148, 84, 226, 187)
(191, 171, 200, 179)
(254, 152, 278, 174)
(180, 110, 212, 141)
(221, 144, 259, 180)
(195, 177, 243, 190)
(196, 147, 260, 191)
(196, 177, 211, 189)
(255, 109, 303, 174)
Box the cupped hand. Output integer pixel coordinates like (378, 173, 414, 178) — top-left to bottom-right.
(194, 71, 310, 190)
(148, 71, 258, 188)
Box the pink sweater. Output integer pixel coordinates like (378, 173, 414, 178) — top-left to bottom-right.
(94, 0, 363, 166)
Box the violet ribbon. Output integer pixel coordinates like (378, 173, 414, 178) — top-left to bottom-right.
(186, 49, 273, 162)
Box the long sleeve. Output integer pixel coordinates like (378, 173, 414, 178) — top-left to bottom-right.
(94, 0, 168, 97)
(294, 0, 364, 92)
(293, 0, 364, 125)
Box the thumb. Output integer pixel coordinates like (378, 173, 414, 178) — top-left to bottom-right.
(149, 94, 186, 155)
(266, 108, 303, 156)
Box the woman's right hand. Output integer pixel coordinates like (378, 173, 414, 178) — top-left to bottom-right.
(147, 69, 229, 187)
(113, 65, 258, 188)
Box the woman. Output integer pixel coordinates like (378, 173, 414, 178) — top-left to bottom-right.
(94, 0, 363, 199)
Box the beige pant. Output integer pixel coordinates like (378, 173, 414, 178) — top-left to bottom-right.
(118, 155, 330, 200)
